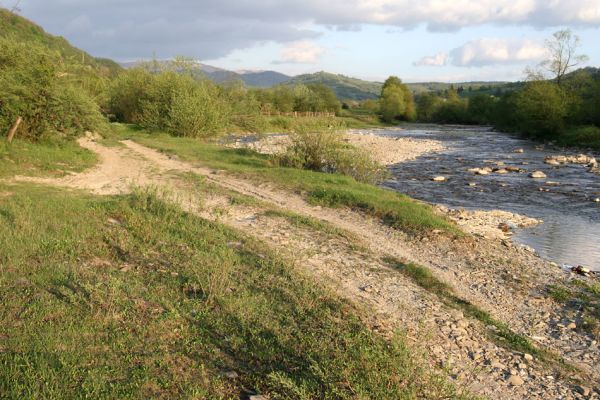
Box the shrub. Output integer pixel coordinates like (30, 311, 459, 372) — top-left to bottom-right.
(0, 36, 105, 140)
(276, 119, 386, 183)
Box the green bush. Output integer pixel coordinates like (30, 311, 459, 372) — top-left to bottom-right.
(0, 36, 106, 140)
(276, 119, 386, 183)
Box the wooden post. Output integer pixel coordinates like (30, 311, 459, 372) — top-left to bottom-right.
(6, 116, 22, 143)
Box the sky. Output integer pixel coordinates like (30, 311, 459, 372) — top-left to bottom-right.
(10, 0, 600, 82)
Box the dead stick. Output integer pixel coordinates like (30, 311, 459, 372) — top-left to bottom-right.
(6, 116, 22, 143)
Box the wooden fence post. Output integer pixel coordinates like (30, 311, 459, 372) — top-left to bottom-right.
(6, 116, 22, 143)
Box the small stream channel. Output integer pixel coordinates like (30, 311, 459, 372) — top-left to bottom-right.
(374, 125, 600, 271)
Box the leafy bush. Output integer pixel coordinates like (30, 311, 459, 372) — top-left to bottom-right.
(276, 119, 386, 183)
(0, 36, 106, 140)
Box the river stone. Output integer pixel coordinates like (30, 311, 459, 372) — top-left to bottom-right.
(529, 171, 547, 179)
(577, 386, 591, 396)
(508, 375, 525, 386)
(432, 176, 446, 182)
(545, 159, 561, 166)
(496, 168, 509, 174)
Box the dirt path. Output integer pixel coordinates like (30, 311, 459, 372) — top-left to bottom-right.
(12, 136, 599, 399)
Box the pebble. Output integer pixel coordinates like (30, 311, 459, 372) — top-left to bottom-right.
(524, 353, 534, 361)
(249, 396, 268, 400)
(567, 322, 577, 330)
(224, 371, 238, 379)
(529, 171, 547, 179)
(508, 375, 525, 386)
(577, 386, 591, 396)
(432, 176, 447, 182)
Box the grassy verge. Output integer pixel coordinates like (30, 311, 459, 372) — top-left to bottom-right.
(0, 138, 97, 179)
(0, 184, 468, 399)
(554, 126, 600, 151)
(112, 124, 459, 235)
(547, 280, 600, 337)
(384, 259, 579, 375)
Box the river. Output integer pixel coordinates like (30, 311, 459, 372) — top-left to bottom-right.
(377, 125, 600, 271)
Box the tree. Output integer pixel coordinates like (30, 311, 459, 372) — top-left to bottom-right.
(541, 29, 589, 85)
(512, 81, 568, 137)
(379, 76, 415, 122)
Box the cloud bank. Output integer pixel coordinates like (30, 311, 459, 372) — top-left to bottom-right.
(17, 0, 600, 61)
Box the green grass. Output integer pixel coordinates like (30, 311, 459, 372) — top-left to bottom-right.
(112, 124, 459, 235)
(547, 280, 600, 337)
(0, 184, 469, 399)
(555, 126, 600, 151)
(385, 259, 577, 370)
(0, 138, 97, 179)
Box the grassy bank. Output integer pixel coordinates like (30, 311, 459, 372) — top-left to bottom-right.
(0, 138, 97, 179)
(553, 126, 600, 151)
(0, 184, 466, 399)
(113, 124, 458, 235)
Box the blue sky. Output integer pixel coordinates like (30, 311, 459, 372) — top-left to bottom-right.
(13, 0, 600, 82)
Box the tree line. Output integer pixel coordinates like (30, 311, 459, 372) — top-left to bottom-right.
(373, 30, 600, 149)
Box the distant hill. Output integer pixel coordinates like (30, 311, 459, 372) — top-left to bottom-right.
(286, 72, 382, 100)
(0, 8, 122, 76)
(239, 71, 291, 87)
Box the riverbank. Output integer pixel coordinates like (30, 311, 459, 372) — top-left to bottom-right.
(3, 125, 599, 398)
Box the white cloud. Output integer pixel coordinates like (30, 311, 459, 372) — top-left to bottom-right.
(416, 38, 547, 68)
(414, 52, 448, 66)
(450, 38, 547, 66)
(278, 41, 325, 64)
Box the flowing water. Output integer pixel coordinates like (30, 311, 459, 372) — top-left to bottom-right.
(375, 125, 600, 270)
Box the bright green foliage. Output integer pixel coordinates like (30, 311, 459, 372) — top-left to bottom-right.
(0, 37, 106, 140)
(379, 76, 416, 122)
(109, 68, 237, 137)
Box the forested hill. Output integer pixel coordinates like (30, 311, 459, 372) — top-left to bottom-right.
(285, 72, 382, 100)
(0, 8, 121, 76)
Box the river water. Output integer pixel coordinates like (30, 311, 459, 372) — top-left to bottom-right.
(375, 125, 600, 270)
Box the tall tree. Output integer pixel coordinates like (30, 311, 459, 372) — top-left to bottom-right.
(541, 29, 588, 85)
(379, 76, 415, 122)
